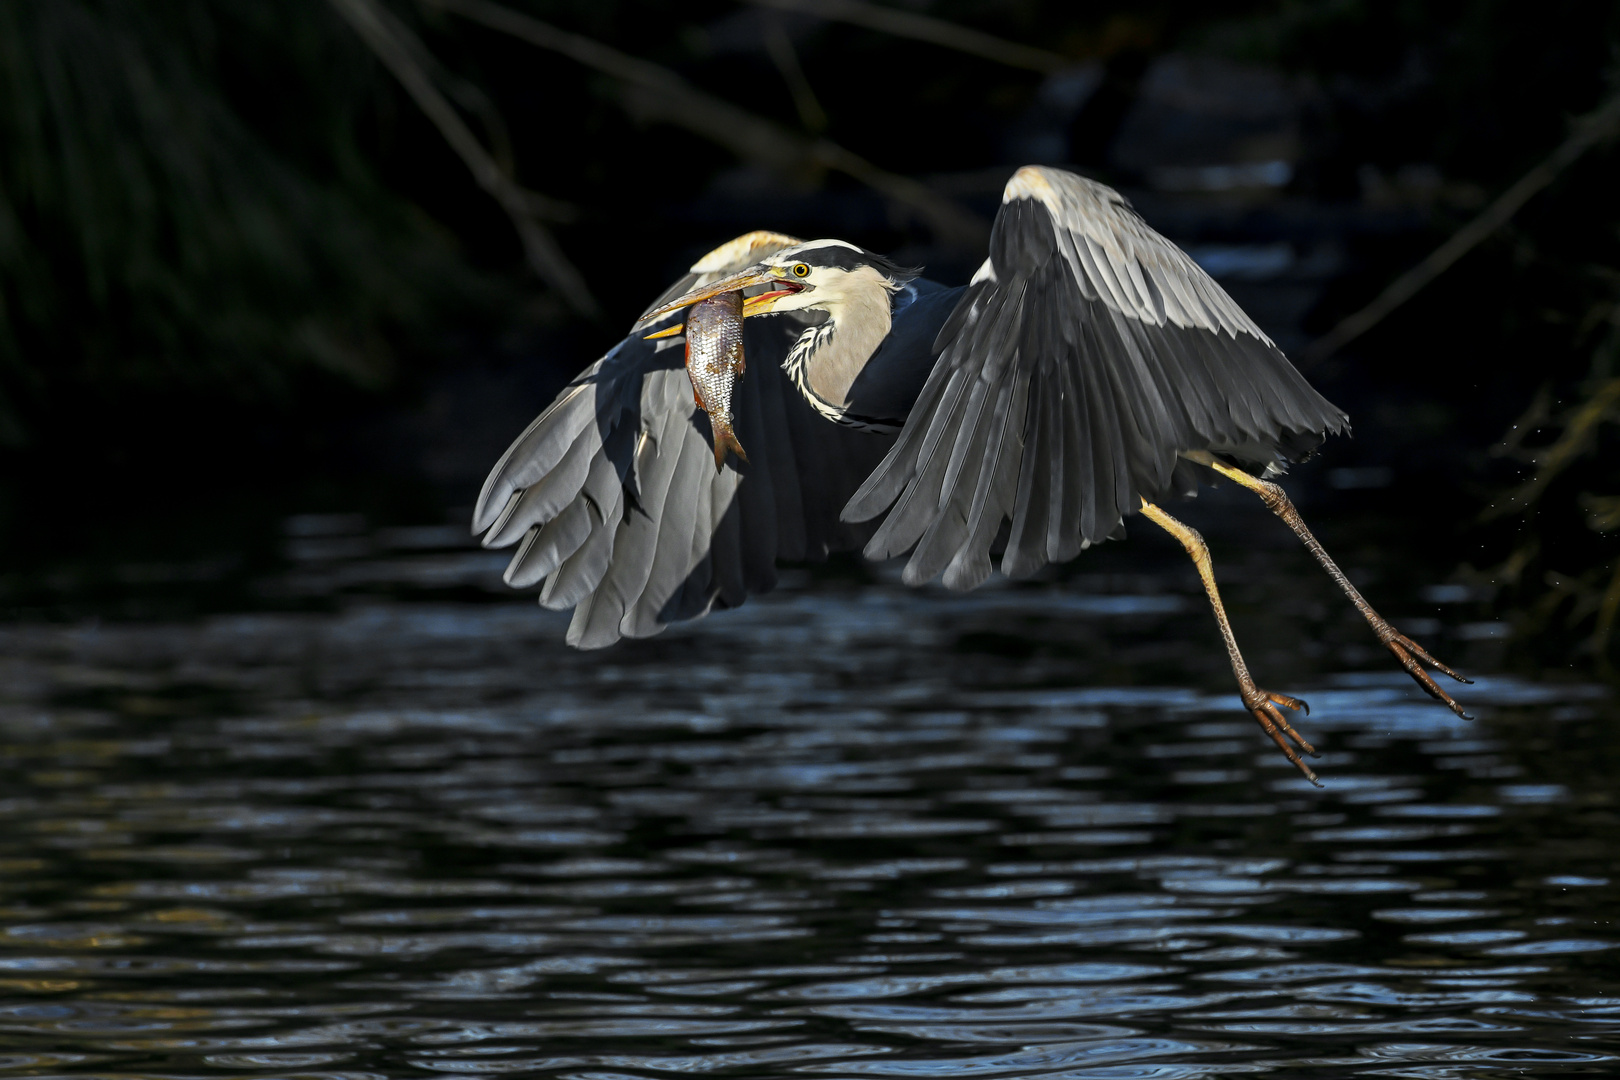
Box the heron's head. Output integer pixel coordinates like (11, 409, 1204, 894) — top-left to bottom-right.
(637, 240, 911, 332)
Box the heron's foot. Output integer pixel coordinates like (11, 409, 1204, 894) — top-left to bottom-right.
(1241, 687, 1320, 786)
(1382, 629, 1474, 720)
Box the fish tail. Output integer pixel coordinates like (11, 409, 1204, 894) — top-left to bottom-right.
(711, 419, 748, 470)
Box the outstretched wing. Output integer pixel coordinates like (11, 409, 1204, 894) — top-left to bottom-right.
(844, 165, 1349, 591)
(473, 233, 891, 648)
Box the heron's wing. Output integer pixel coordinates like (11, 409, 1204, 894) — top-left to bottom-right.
(472, 311, 890, 649)
(844, 165, 1349, 591)
(635, 230, 804, 324)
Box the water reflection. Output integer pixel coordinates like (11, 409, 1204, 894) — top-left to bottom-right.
(0, 579, 1616, 1078)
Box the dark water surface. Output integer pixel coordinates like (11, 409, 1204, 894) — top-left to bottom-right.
(2, 550, 1618, 1078)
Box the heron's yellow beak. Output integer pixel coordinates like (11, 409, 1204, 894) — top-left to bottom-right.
(636, 266, 804, 336)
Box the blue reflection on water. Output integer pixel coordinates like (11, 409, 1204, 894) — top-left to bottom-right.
(0, 580, 1614, 1078)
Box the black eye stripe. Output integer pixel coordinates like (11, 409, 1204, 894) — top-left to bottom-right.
(774, 244, 916, 279)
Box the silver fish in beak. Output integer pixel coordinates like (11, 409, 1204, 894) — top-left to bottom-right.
(684, 292, 748, 469)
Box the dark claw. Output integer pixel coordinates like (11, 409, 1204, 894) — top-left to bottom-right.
(1395, 632, 1473, 685)
(1265, 693, 1315, 752)
(1245, 689, 1321, 784)
(1385, 634, 1472, 720)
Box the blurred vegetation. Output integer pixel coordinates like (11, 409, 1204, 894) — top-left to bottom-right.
(1211, 1, 1620, 672)
(1480, 225, 1620, 670)
(0, 0, 491, 439)
(3, 0, 1620, 667)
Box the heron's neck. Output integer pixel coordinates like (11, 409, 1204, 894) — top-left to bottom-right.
(783, 273, 893, 414)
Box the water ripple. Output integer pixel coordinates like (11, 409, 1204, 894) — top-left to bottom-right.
(0, 596, 1612, 1077)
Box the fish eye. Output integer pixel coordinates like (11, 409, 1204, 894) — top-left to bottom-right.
(791, 263, 810, 278)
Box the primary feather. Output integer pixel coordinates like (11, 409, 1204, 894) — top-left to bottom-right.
(476, 168, 1348, 646)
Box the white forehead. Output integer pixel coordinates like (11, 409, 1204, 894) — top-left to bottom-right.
(765, 238, 862, 264)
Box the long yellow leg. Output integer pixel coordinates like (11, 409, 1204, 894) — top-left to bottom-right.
(1187, 452, 1472, 719)
(1140, 499, 1321, 785)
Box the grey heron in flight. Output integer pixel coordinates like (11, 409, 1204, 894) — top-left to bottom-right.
(473, 166, 1469, 783)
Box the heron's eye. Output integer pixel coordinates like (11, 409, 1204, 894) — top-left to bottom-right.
(791, 263, 810, 278)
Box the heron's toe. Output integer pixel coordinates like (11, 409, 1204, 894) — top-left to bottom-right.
(1265, 690, 1309, 717)
(1242, 687, 1321, 786)
(1384, 632, 1473, 720)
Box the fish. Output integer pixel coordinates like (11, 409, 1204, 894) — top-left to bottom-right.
(683, 291, 748, 469)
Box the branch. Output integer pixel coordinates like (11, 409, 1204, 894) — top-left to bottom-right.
(761, 14, 827, 132)
(1482, 377, 1620, 521)
(424, 0, 989, 249)
(744, 0, 1069, 74)
(327, 0, 599, 317)
(1301, 90, 1620, 366)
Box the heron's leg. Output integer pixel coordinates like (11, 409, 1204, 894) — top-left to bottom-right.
(1190, 454, 1473, 720)
(1140, 499, 1321, 785)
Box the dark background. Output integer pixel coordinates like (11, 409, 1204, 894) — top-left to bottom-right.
(2, 0, 1618, 669)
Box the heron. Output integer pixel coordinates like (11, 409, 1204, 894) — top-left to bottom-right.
(473, 165, 1469, 783)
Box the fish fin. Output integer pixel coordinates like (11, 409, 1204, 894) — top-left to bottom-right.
(713, 421, 748, 471)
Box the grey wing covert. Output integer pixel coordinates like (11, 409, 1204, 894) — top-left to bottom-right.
(472, 235, 891, 648)
(843, 166, 1349, 592)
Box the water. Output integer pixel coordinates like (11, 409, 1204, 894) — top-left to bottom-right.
(1, 550, 1617, 1078)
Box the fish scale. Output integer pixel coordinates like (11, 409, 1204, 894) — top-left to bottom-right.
(685, 291, 748, 469)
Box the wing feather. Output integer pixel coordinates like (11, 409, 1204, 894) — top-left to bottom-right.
(862, 363, 972, 561)
(571, 371, 692, 648)
(538, 430, 635, 612)
(708, 469, 747, 608)
(788, 396, 839, 558)
(482, 425, 600, 549)
(505, 501, 591, 588)
(936, 371, 997, 514)
(905, 376, 999, 585)
(544, 499, 617, 612)
(1003, 360, 1055, 578)
(1050, 351, 1085, 560)
(846, 165, 1348, 588)
(667, 457, 722, 624)
(622, 414, 710, 639)
(508, 432, 638, 590)
(477, 274, 890, 647)
(473, 371, 611, 535)
(945, 361, 1031, 591)
(749, 332, 809, 563)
